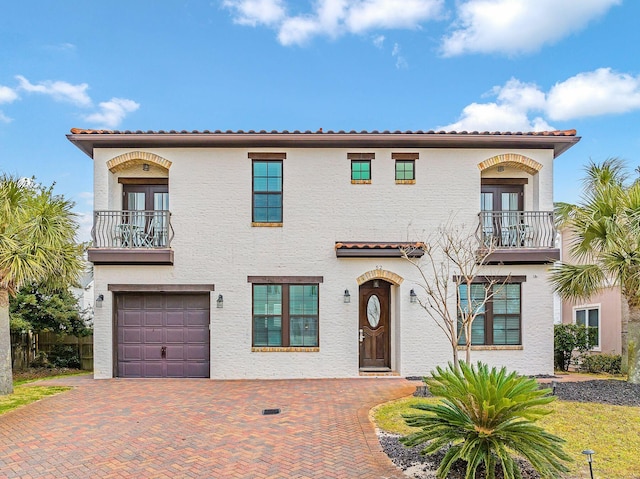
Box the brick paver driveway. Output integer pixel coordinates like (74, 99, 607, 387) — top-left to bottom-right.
(0, 376, 416, 478)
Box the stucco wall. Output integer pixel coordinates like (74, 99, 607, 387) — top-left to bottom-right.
(91, 146, 556, 379)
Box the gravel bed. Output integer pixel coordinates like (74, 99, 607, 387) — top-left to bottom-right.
(380, 379, 640, 479)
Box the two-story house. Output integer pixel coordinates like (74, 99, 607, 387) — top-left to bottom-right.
(67, 128, 579, 379)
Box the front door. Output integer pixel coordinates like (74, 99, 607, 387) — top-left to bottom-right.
(359, 280, 391, 370)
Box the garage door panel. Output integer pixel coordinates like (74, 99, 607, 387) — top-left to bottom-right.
(116, 293, 210, 378)
(187, 310, 209, 326)
(143, 328, 163, 343)
(143, 311, 163, 326)
(165, 329, 185, 343)
(121, 311, 143, 327)
(165, 311, 186, 327)
(144, 295, 164, 309)
(186, 344, 208, 360)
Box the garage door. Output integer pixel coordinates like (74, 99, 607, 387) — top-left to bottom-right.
(116, 293, 210, 378)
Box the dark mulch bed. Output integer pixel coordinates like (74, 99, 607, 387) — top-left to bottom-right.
(382, 378, 640, 479)
(12, 367, 84, 383)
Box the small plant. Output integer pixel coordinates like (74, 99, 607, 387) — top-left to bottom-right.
(47, 345, 80, 369)
(554, 324, 597, 371)
(581, 353, 622, 374)
(401, 361, 570, 479)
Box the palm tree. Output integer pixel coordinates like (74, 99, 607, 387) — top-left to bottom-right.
(551, 158, 640, 384)
(402, 362, 570, 479)
(0, 175, 82, 394)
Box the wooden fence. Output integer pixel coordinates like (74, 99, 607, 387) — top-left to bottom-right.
(11, 331, 93, 371)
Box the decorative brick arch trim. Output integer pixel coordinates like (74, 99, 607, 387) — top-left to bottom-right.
(477, 154, 542, 175)
(106, 151, 172, 173)
(356, 269, 404, 286)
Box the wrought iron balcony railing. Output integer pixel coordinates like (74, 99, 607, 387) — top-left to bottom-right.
(477, 211, 556, 249)
(91, 210, 174, 249)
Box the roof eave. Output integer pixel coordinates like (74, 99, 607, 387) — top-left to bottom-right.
(66, 132, 580, 159)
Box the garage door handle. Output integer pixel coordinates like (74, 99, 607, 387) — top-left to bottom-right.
(161, 346, 167, 359)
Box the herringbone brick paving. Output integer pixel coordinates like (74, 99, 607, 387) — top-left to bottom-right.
(0, 376, 416, 478)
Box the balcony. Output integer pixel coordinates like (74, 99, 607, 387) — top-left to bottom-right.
(477, 211, 559, 264)
(87, 210, 174, 265)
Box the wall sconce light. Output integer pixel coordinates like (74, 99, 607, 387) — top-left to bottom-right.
(343, 289, 351, 303)
(96, 294, 104, 308)
(217, 294, 223, 308)
(582, 450, 595, 479)
(410, 289, 417, 303)
(142, 163, 150, 171)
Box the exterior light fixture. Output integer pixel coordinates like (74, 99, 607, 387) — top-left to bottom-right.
(96, 294, 104, 308)
(142, 163, 150, 171)
(217, 294, 223, 308)
(344, 289, 351, 303)
(582, 450, 595, 479)
(410, 289, 417, 303)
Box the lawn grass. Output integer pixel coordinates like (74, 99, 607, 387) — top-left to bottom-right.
(372, 395, 640, 479)
(0, 385, 71, 415)
(0, 368, 86, 415)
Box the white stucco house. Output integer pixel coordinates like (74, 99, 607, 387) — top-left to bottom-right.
(67, 127, 579, 379)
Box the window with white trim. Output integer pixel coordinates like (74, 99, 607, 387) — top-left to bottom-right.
(574, 305, 600, 350)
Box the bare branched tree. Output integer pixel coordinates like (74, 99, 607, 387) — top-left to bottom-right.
(402, 222, 508, 368)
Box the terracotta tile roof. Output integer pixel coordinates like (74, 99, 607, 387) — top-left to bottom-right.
(70, 127, 577, 136)
(335, 242, 425, 258)
(67, 128, 580, 159)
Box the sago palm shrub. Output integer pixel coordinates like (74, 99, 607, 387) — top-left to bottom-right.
(401, 362, 570, 479)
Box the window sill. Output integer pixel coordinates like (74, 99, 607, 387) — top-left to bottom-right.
(351, 179, 371, 184)
(252, 222, 283, 227)
(457, 345, 523, 351)
(395, 179, 416, 184)
(252, 347, 319, 352)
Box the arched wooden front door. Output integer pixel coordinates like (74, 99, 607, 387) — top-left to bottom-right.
(359, 279, 391, 370)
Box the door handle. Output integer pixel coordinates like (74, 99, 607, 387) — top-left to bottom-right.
(161, 346, 167, 358)
(359, 329, 364, 343)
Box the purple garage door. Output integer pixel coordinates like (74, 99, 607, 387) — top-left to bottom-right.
(116, 293, 210, 378)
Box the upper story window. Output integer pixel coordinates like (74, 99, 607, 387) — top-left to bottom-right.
(458, 278, 524, 346)
(393, 153, 418, 184)
(250, 153, 285, 226)
(348, 153, 374, 184)
(575, 305, 600, 350)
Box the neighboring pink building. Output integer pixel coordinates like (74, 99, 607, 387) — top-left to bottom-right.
(559, 229, 622, 355)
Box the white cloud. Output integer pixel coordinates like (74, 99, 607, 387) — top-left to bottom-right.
(391, 42, 408, 69)
(372, 34, 385, 48)
(0, 111, 11, 123)
(345, 0, 443, 33)
(16, 75, 92, 107)
(441, 0, 621, 56)
(75, 211, 94, 244)
(224, 0, 443, 46)
(440, 68, 640, 132)
(77, 191, 94, 207)
(83, 98, 140, 128)
(222, 0, 286, 26)
(546, 68, 640, 121)
(0, 85, 18, 104)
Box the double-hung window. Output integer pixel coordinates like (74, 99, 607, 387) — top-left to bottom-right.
(575, 305, 600, 350)
(249, 276, 322, 348)
(251, 153, 284, 225)
(458, 278, 523, 346)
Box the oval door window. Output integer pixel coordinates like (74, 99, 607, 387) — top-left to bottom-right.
(367, 295, 381, 328)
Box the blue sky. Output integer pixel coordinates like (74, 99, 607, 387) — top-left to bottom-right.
(1, 0, 639, 241)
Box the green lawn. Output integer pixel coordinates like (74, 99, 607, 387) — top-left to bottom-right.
(0, 369, 87, 415)
(372, 395, 640, 479)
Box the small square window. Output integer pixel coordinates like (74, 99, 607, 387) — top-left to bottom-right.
(351, 160, 371, 181)
(395, 160, 415, 181)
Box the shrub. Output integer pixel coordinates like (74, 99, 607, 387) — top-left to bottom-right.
(581, 353, 622, 374)
(47, 345, 80, 369)
(401, 362, 570, 479)
(554, 324, 597, 371)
